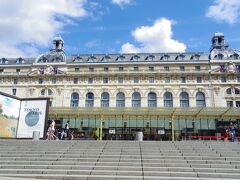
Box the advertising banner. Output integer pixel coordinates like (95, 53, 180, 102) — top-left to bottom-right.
(17, 100, 47, 138)
(0, 94, 21, 138)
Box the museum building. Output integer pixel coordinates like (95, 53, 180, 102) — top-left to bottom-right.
(0, 32, 240, 140)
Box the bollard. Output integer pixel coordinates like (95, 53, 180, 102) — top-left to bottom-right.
(32, 131, 40, 140)
(136, 131, 143, 141)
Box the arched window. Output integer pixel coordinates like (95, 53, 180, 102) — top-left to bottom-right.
(40, 89, 45, 96)
(148, 92, 157, 107)
(48, 89, 53, 96)
(116, 92, 125, 108)
(196, 92, 206, 107)
(180, 92, 189, 107)
(85, 92, 94, 107)
(232, 53, 239, 60)
(70, 92, 79, 107)
(101, 92, 109, 107)
(164, 92, 173, 107)
(226, 88, 232, 95)
(216, 53, 224, 60)
(132, 92, 141, 107)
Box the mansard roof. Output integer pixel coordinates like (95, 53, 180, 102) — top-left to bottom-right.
(67, 52, 209, 64)
(1, 32, 240, 66)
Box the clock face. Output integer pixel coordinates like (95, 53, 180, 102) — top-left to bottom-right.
(25, 111, 40, 127)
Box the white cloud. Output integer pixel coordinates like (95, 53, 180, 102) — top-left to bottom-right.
(0, 0, 88, 58)
(112, 0, 135, 6)
(206, 0, 240, 24)
(121, 18, 186, 53)
(85, 40, 101, 48)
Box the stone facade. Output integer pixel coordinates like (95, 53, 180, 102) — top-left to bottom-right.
(0, 33, 239, 109)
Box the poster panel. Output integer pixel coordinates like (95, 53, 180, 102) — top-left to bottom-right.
(17, 100, 47, 138)
(0, 94, 21, 138)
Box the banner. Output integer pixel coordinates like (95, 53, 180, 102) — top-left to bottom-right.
(0, 94, 21, 138)
(17, 100, 47, 138)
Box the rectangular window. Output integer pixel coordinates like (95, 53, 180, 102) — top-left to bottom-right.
(13, 79, 18, 84)
(118, 77, 123, 83)
(149, 77, 154, 83)
(237, 76, 240, 83)
(88, 78, 93, 84)
(0, 69, 3, 74)
(73, 78, 78, 84)
(75, 68, 80, 72)
(119, 67, 124, 71)
(195, 66, 201, 71)
(133, 67, 139, 71)
(52, 78, 56, 84)
(38, 78, 43, 84)
(180, 77, 186, 83)
(196, 77, 202, 83)
(227, 101, 233, 107)
(221, 76, 227, 83)
(89, 67, 94, 72)
(180, 66, 185, 71)
(236, 101, 240, 107)
(149, 67, 154, 71)
(133, 77, 139, 83)
(165, 77, 171, 83)
(164, 66, 169, 71)
(104, 67, 109, 72)
(16, 69, 21, 74)
(12, 89, 16, 96)
(103, 78, 108, 84)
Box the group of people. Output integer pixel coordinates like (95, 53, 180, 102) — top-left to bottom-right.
(46, 120, 74, 140)
(224, 122, 238, 142)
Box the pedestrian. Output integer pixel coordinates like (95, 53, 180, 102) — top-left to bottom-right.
(229, 122, 237, 142)
(65, 121, 70, 139)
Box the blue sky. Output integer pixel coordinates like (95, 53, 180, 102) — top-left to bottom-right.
(0, 0, 240, 57)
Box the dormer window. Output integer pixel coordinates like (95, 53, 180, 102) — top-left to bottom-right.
(101, 55, 111, 62)
(161, 54, 170, 61)
(16, 57, 24, 64)
(131, 55, 140, 61)
(73, 56, 83, 62)
(87, 56, 97, 62)
(231, 53, 239, 60)
(191, 54, 200, 60)
(0, 58, 8, 64)
(116, 55, 125, 61)
(146, 55, 155, 61)
(215, 53, 224, 60)
(176, 54, 185, 60)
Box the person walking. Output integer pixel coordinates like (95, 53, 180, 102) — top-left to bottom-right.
(65, 121, 70, 139)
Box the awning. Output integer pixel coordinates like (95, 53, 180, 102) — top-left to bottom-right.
(48, 107, 240, 119)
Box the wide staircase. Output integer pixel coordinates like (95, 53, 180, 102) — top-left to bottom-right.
(0, 140, 240, 180)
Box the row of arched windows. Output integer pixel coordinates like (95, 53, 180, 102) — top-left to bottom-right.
(70, 92, 206, 108)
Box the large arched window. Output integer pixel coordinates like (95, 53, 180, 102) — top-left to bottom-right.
(180, 92, 189, 107)
(85, 92, 94, 107)
(148, 92, 157, 107)
(101, 92, 109, 107)
(132, 92, 141, 107)
(70, 92, 79, 107)
(196, 92, 206, 107)
(164, 92, 173, 107)
(116, 92, 125, 108)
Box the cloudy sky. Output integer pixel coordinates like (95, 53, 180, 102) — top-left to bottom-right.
(0, 0, 240, 57)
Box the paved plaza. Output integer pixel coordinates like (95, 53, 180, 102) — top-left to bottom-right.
(0, 140, 240, 179)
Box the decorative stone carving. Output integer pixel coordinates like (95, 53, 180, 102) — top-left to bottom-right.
(213, 86, 220, 95)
